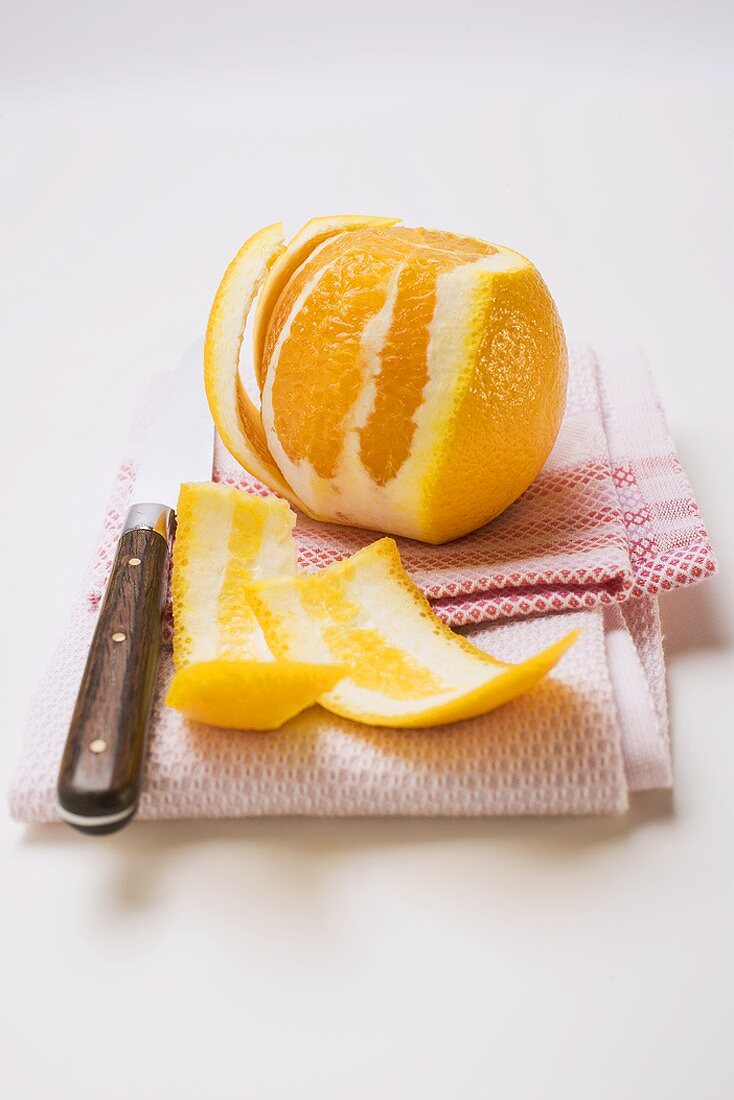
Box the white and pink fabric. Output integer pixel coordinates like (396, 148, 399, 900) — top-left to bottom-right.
(9, 344, 716, 821)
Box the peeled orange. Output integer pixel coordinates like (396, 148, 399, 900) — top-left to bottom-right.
(205, 216, 568, 544)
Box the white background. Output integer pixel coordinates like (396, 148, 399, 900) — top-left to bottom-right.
(2, 2, 733, 1097)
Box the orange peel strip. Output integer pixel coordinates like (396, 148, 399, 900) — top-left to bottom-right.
(166, 659, 345, 731)
(245, 538, 580, 728)
(168, 486, 578, 731)
(168, 482, 344, 730)
(204, 221, 311, 509)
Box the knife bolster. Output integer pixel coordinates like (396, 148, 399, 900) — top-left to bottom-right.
(122, 502, 176, 544)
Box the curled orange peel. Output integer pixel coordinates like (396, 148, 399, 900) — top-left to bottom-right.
(245, 538, 580, 729)
(166, 482, 345, 730)
(166, 485, 579, 732)
(166, 659, 345, 731)
(203, 221, 310, 509)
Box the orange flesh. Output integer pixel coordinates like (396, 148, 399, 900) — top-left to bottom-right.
(360, 252, 456, 483)
(263, 227, 496, 486)
(271, 248, 394, 479)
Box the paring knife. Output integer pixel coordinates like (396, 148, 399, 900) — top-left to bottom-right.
(57, 341, 215, 835)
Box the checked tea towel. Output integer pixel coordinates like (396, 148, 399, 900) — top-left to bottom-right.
(8, 344, 716, 821)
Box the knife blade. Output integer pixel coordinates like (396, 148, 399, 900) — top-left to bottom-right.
(57, 340, 215, 834)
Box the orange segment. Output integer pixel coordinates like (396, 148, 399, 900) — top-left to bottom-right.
(252, 214, 399, 388)
(245, 538, 579, 728)
(267, 244, 397, 480)
(260, 226, 481, 490)
(358, 240, 489, 484)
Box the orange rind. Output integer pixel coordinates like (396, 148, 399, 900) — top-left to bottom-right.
(166, 659, 345, 731)
(168, 485, 578, 731)
(203, 222, 308, 509)
(245, 538, 579, 728)
(167, 482, 344, 730)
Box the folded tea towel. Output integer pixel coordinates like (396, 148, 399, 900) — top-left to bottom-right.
(217, 343, 716, 623)
(9, 594, 669, 821)
(8, 346, 714, 822)
(87, 346, 715, 625)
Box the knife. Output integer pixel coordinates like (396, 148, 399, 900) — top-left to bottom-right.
(56, 341, 215, 835)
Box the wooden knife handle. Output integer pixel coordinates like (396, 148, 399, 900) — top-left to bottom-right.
(57, 520, 171, 834)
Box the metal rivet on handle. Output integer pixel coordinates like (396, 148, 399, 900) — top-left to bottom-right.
(112, 632, 126, 642)
(89, 739, 107, 754)
(128, 557, 142, 566)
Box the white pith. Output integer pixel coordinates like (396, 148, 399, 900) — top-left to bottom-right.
(251, 502, 298, 580)
(184, 492, 237, 664)
(181, 489, 297, 665)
